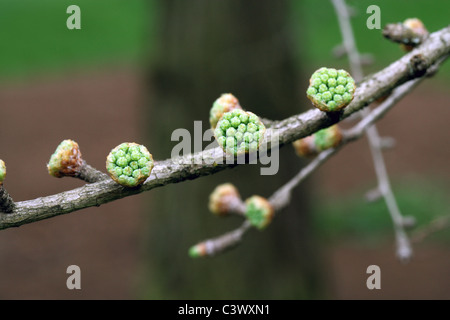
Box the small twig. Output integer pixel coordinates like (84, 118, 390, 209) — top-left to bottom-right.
(411, 214, 450, 244)
(331, 0, 414, 262)
(76, 161, 109, 183)
(377, 136, 396, 150)
(365, 187, 383, 203)
(268, 148, 337, 211)
(189, 220, 252, 257)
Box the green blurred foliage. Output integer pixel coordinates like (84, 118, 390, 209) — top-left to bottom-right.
(313, 178, 450, 244)
(0, 0, 150, 80)
(1, 0, 449, 82)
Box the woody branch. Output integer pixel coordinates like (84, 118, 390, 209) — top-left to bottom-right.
(0, 25, 449, 231)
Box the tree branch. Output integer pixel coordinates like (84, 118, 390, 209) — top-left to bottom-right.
(1, 25, 449, 231)
(188, 77, 427, 256)
(331, 0, 419, 261)
(268, 77, 423, 212)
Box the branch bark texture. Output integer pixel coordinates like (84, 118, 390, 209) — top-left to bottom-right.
(1, 26, 449, 230)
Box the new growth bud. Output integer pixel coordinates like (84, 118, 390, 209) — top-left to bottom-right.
(306, 67, 356, 112)
(189, 242, 208, 258)
(208, 183, 244, 216)
(244, 195, 274, 230)
(210, 93, 242, 129)
(48, 139, 108, 183)
(214, 109, 266, 156)
(106, 142, 154, 187)
(293, 125, 342, 157)
(382, 18, 429, 52)
(47, 139, 83, 178)
(401, 18, 429, 51)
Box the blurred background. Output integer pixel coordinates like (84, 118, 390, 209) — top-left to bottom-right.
(0, 0, 449, 299)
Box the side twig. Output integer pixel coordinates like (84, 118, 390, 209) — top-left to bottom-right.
(331, 0, 414, 261)
(193, 77, 429, 256)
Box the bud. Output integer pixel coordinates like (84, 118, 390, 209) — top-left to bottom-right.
(47, 139, 84, 178)
(245, 195, 274, 230)
(293, 125, 342, 157)
(106, 142, 154, 187)
(401, 18, 429, 51)
(214, 109, 266, 156)
(208, 183, 243, 216)
(306, 68, 356, 112)
(210, 93, 242, 129)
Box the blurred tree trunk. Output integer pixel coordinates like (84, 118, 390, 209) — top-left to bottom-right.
(142, 0, 324, 299)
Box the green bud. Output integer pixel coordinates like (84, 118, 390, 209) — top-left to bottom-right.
(327, 101, 337, 110)
(312, 78, 322, 88)
(320, 74, 329, 82)
(306, 67, 356, 112)
(130, 161, 139, 170)
(138, 157, 148, 168)
(217, 136, 226, 147)
(322, 91, 332, 102)
(243, 132, 253, 143)
(335, 85, 345, 95)
(343, 92, 353, 103)
(226, 137, 235, 148)
(239, 113, 249, 124)
(328, 68, 338, 78)
(307, 87, 317, 96)
(220, 119, 230, 131)
(214, 109, 266, 156)
(231, 117, 241, 128)
(333, 94, 343, 103)
(214, 127, 223, 138)
(327, 78, 337, 87)
(106, 142, 154, 187)
(226, 127, 236, 137)
(114, 167, 123, 177)
(47, 139, 83, 178)
(189, 243, 207, 258)
(116, 157, 128, 168)
(115, 150, 126, 158)
(237, 124, 246, 133)
(245, 195, 274, 230)
(293, 125, 343, 158)
(314, 125, 343, 151)
(235, 131, 244, 142)
(337, 76, 347, 86)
